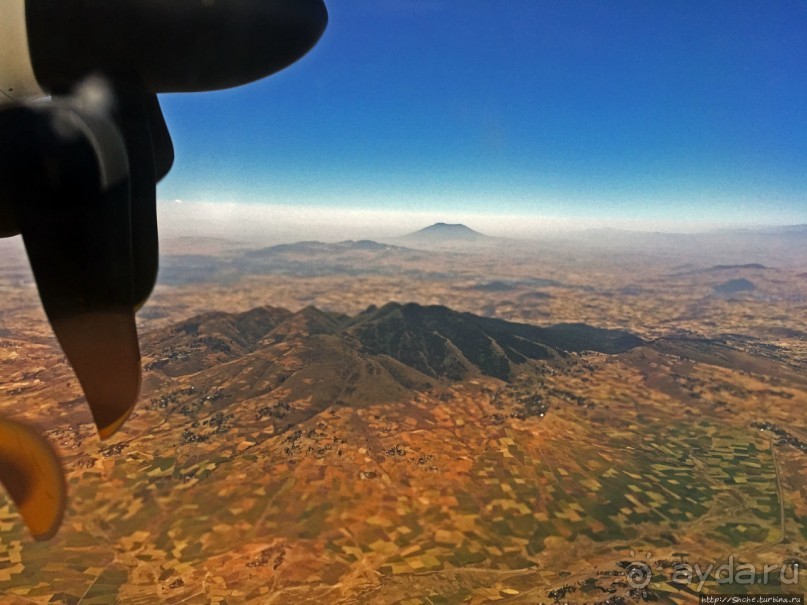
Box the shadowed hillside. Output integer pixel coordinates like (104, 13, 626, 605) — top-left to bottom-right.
(347, 302, 643, 380)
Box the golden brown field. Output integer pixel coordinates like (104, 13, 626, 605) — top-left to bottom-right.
(0, 226, 805, 604)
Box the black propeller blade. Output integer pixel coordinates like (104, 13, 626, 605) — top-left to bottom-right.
(0, 90, 142, 438)
(111, 80, 168, 309)
(26, 0, 328, 93)
(0, 78, 172, 438)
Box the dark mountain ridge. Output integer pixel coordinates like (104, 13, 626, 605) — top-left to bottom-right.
(143, 303, 643, 430)
(146, 302, 643, 379)
(140, 302, 803, 433)
(141, 302, 644, 428)
(346, 302, 643, 380)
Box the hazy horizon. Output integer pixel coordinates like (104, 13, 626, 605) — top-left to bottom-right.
(156, 198, 805, 244)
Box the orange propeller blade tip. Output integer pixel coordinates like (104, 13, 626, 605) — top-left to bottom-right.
(0, 418, 67, 541)
(50, 311, 142, 440)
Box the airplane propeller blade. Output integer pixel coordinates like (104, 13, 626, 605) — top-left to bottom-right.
(3, 98, 142, 439)
(111, 81, 168, 309)
(0, 418, 66, 541)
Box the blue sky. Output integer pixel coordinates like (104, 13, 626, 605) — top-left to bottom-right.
(157, 0, 807, 231)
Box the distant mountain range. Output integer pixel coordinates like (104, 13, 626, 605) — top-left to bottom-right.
(245, 239, 410, 257)
(722, 224, 807, 235)
(585, 224, 807, 236)
(158, 239, 434, 285)
(156, 218, 807, 287)
(158, 228, 506, 286)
